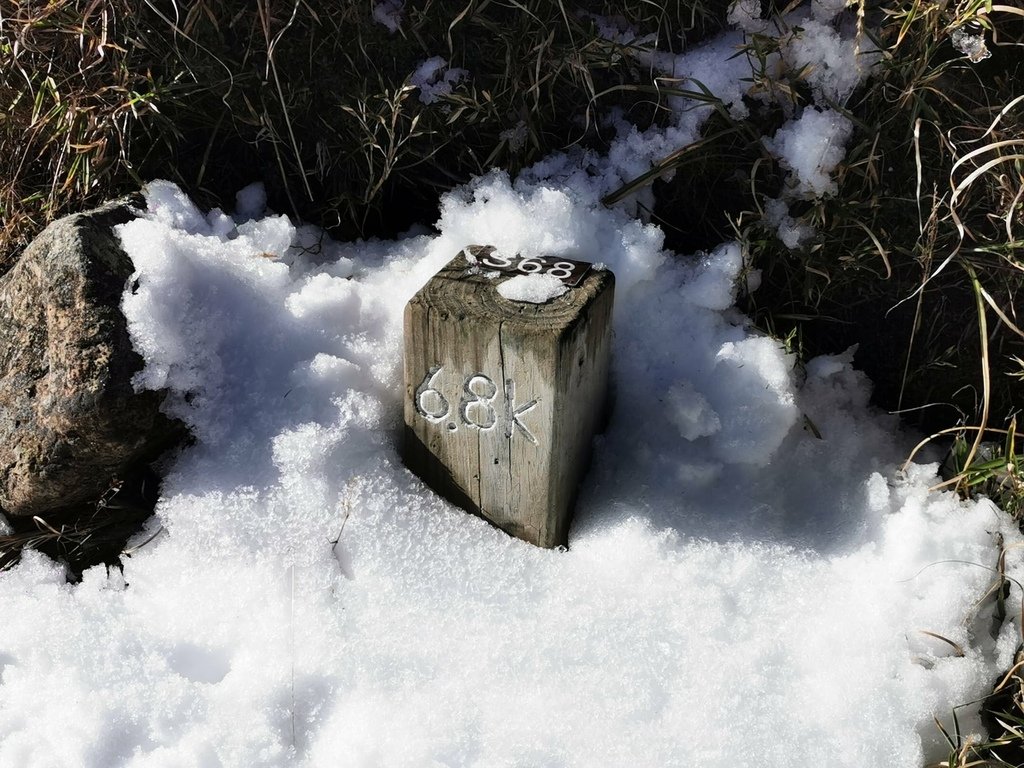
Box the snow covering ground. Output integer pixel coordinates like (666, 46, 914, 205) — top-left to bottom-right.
(2, 4, 1022, 767)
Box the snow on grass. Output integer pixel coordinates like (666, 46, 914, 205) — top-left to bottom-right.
(765, 107, 855, 199)
(783, 16, 879, 106)
(1, 8, 1022, 767)
(410, 57, 467, 106)
(372, 0, 404, 34)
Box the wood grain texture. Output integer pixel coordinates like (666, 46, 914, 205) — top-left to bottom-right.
(403, 248, 614, 548)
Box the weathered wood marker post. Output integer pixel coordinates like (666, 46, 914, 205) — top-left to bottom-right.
(403, 246, 614, 548)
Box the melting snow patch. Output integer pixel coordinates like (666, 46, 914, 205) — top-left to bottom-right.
(782, 18, 879, 105)
(728, 0, 767, 33)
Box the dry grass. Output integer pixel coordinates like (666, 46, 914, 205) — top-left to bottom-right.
(0, 0, 167, 273)
(723, 2, 1024, 473)
(0, 0, 729, 268)
(0, 470, 160, 580)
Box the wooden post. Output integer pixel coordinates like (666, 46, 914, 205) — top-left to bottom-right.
(403, 246, 614, 548)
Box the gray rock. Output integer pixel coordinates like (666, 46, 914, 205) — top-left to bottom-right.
(0, 197, 186, 517)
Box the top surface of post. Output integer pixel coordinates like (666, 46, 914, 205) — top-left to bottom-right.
(408, 247, 613, 331)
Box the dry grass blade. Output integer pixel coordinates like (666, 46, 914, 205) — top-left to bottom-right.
(955, 266, 992, 493)
(0, 0, 169, 270)
(2, 0, 727, 260)
(994, 659, 1024, 695)
(903, 426, 1012, 472)
(918, 629, 967, 657)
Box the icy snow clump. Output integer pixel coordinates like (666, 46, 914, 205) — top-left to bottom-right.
(372, 0, 404, 33)
(766, 107, 854, 199)
(410, 57, 467, 105)
(497, 273, 568, 303)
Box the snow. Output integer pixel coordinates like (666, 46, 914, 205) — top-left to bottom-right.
(727, 0, 765, 34)
(372, 0, 404, 34)
(765, 196, 816, 249)
(1, 5, 1021, 767)
(498, 120, 528, 152)
(410, 57, 467, 105)
(783, 18, 877, 106)
(665, 381, 721, 441)
(766, 107, 854, 199)
(951, 27, 992, 63)
(681, 242, 752, 311)
(235, 181, 268, 221)
(496, 273, 568, 303)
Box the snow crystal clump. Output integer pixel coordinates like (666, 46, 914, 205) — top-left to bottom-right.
(235, 181, 267, 221)
(120, 182, 297, 442)
(782, 19, 877, 105)
(499, 120, 528, 152)
(766, 107, 854, 199)
(372, 0, 404, 33)
(681, 242, 750, 310)
(497, 273, 568, 303)
(410, 57, 467, 105)
(765, 197, 816, 249)
(728, 0, 767, 34)
(951, 27, 992, 63)
(666, 381, 721, 440)
(707, 337, 799, 465)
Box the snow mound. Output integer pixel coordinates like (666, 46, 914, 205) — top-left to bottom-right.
(0, 168, 1015, 768)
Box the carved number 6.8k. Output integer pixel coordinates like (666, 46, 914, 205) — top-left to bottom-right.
(414, 367, 538, 444)
(417, 369, 498, 431)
